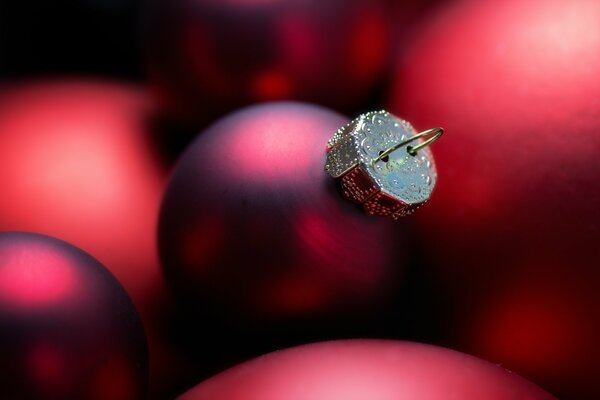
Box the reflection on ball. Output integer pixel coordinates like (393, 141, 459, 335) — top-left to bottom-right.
(178, 340, 556, 400)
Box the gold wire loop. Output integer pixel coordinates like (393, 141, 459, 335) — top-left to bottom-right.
(372, 127, 444, 164)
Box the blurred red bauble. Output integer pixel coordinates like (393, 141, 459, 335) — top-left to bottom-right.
(0, 81, 178, 397)
(463, 256, 600, 399)
(159, 102, 404, 320)
(143, 0, 391, 125)
(178, 339, 556, 399)
(0, 80, 166, 313)
(0, 232, 147, 399)
(389, 0, 600, 397)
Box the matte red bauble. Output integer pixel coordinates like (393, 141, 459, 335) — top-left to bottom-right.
(159, 102, 404, 320)
(389, 0, 600, 397)
(0, 80, 166, 313)
(462, 257, 600, 399)
(143, 0, 391, 124)
(0, 232, 147, 399)
(178, 340, 556, 399)
(0, 81, 177, 397)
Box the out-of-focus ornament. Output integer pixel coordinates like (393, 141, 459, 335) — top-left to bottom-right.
(0, 80, 167, 312)
(0, 80, 179, 398)
(142, 0, 391, 125)
(177, 340, 557, 400)
(388, 0, 600, 397)
(459, 253, 600, 399)
(0, 232, 147, 399)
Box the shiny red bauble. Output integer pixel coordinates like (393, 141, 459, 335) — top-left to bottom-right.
(0, 232, 147, 399)
(159, 102, 404, 320)
(0, 80, 177, 396)
(143, 0, 391, 124)
(389, 0, 600, 397)
(178, 340, 556, 399)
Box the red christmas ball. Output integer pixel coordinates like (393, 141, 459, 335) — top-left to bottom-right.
(0, 232, 147, 399)
(178, 340, 556, 399)
(0, 81, 178, 397)
(143, 0, 391, 124)
(0, 80, 167, 312)
(462, 257, 600, 399)
(389, 0, 600, 396)
(159, 102, 404, 320)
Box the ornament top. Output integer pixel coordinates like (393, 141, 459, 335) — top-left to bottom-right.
(325, 111, 439, 218)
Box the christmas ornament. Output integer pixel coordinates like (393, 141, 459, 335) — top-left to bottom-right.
(159, 102, 406, 320)
(142, 0, 391, 125)
(325, 110, 442, 219)
(0, 80, 178, 398)
(462, 257, 600, 399)
(0, 232, 147, 399)
(389, 0, 600, 397)
(0, 80, 167, 309)
(178, 339, 556, 399)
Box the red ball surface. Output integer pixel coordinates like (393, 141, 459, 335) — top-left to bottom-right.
(462, 257, 600, 398)
(0, 232, 147, 399)
(178, 339, 556, 399)
(143, 0, 391, 124)
(0, 80, 167, 312)
(389, 0, 600, 396)
(0, 81, 177, 397)
(159, 102, 404, 319)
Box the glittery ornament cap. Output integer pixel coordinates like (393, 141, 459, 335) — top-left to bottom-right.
(325, 111, 437, 218)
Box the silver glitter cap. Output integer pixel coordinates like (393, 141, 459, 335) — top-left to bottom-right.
(325, 110, 443, 219)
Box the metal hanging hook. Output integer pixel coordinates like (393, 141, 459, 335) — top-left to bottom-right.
(371, 127, 444, 164)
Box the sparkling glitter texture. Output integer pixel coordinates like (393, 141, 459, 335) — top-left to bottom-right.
(326, 111, 437, 219)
